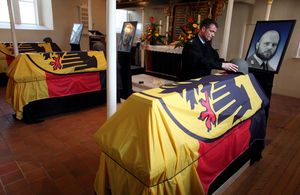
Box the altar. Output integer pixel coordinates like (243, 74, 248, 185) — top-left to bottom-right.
(142, 45, 183, 80)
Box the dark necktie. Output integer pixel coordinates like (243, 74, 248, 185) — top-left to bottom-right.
(262, 62, 268, 71)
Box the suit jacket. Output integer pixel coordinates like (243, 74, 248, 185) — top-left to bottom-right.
(180, 36, 222, 81)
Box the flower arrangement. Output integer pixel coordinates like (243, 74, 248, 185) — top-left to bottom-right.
(141, 16, 164, 45)
(174, 17, 200, 48)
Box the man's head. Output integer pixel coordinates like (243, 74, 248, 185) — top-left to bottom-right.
(255, 30, 280, 61)
(199, 18, 219, 42)
(43, 37, 53, 43)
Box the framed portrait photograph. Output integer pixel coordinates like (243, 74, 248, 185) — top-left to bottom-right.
(245, 20, 296, 74)
(118, 21, 138, 53)
(70, 23, 84, 45)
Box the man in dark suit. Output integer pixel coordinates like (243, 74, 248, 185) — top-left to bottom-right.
(246, 30, 280, 72)
(180, 18, 238, 81)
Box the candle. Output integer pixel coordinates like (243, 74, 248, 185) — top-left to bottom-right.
(166, 16, 169, 33)
(297, 42, 300, 57)
(159, 20, 162, 34)
(197, 14, 201, 24)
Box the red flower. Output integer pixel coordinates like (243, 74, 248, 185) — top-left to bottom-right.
(149, 16, 155, 23)
(187, 17, 194, 23)
(174, 16, 200, 48)
(142, 16, 164, 45)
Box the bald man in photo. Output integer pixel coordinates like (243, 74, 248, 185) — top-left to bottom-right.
(247, 30, 280, 71)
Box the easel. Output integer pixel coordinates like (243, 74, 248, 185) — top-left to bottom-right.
(249, 69, 275, 121)
(70, 44, 81, 51)
(117, 51, 133, 99)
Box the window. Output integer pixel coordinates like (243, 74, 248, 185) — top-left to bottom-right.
(0, 0, 53, 30)
(19, 0, 38, 24)
(0, 0, 10, 23)
(116, 9, 128, 33)
(116, 9, 142, 34)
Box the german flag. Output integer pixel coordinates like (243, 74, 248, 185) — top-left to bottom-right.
(0, 43, 14, 73)
(94, 73, 268, 195)
(6, 51, 107, 120)
(3, 42, 55, 53)
(0, 42, 60, 74)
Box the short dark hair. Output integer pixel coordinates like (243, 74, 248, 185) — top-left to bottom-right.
(43, 37, 53, 43)
(200, 18, 218, 29)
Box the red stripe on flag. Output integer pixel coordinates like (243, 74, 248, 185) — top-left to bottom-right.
(46, 72, 101, 98)
(6, 55, 14, 66)
(197, 119, 251, 193)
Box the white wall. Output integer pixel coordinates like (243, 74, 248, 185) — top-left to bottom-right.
(265, 0, 300, 98)
(216, 0, 300, 98)
(0, 0, 106, 51)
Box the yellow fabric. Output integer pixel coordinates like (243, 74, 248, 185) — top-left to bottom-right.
(6, 51, 106, 120)
(94, 153, 203, 195)
(12, 51, 106, 78)
(6, 77, 48, 120)
(0, 42, 56, 73)
(0, 43, 14, 73)
(94, 94, 201, 195)
(1, 42, 53, 53)
(26, 51, 107, 75)
(6, 55, 48, 119)
(37, 43, 53, 52)
(0, 43, 13, 56)
(94, 74, 264, 195)
(6, 54, 48, 83)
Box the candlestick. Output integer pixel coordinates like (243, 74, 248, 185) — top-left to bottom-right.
(159, 20, 162, 34)
(297, 42, 300, 57)
(166, 16, 169, 33)
(197, 14, 201, 24)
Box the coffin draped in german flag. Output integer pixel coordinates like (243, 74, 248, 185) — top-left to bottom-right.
(0, 42, 61, 73)
(94, 73, 268, 195)
(6, 51, 107, 120)
(0, 43, 14, 73)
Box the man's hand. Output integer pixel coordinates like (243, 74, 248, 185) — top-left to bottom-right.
(222, 62, 239, 72)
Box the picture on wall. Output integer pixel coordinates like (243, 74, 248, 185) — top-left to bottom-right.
(118, 21, 137, 53)
(245, 20, 296, 74)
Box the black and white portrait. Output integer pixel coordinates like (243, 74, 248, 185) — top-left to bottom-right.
(247, 30, 280, 71)
(118, 21, 137, 53)
(245, 20, 295, 73)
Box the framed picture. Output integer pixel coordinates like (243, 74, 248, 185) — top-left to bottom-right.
(245, 20, 296, 74)
(118, 21, 137, 53)
(70, 23, 84, 45)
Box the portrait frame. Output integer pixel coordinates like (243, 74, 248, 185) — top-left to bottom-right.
(245, 20, 296, 74)
(70, 23, 84, 45)
(118, 21, 138, 53)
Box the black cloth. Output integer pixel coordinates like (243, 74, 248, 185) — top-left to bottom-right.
(50, 43, 62, 52)
(180, 37, 222, 81)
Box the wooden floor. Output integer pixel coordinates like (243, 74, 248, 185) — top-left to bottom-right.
(1, 85, 300, 194)
(224, 93, 300, 194)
